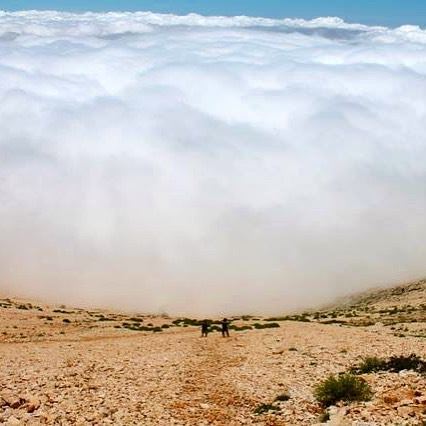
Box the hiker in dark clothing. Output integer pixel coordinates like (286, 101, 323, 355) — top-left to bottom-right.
(201, 320, 209, 337)
(221, 318, 230, 337)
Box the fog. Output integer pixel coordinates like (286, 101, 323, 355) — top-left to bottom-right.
(0, 11, 425, 315)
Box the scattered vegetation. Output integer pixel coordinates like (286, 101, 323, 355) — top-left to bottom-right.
(121, 322, 163, 333)
(265, 314, 311, 322)
(350, 354, 426, 375)
(350, 356, 386, 374)
(230, 325, 253, 331)
(384, 354, 426, 374)
(321, 319, 346, 325)
(16, 303, 43, 311)
(254, 392, 290, 415)
(274, 393, 290, 402)
(314, 373, 372, 407)
(172, 318, 203, 327)
(39, 315, 53, 321)
(254, 403, 281, 415)
(241, 315, 254, 321)
(97, 316, 114, 321)
(318, 410, 330, 422)
(17, 304, 29, 310)
(253, 322, 280, 329)
(0, 299, 12, 309)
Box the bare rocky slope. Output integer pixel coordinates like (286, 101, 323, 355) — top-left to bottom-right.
(0, 279, 425, 425)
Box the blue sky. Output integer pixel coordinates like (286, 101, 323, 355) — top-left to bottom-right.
(1, 0, 426, 27)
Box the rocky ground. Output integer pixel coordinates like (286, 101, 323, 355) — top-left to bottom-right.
(0, 279, 425, 425)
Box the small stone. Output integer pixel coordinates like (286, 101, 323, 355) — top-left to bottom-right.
(6, 417, 21, 426)
(383, 394, 399, 404)
(397, 406, 415, 418)
(416, 396, 426, 405)
(26, 397, 40, 413)
(9, 398, 24, 409)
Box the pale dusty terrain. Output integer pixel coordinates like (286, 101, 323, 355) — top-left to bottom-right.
(0, 280, 425, 425)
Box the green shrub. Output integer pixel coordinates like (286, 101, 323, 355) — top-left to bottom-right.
(274, 393, 290, 402)
(253, 322, 280, 329)
(350, 356, 386, 374)
(318, 411, 330, 422)
(351, 354, 425, 375)
(17, 304, 29, 310)
(264, 317, 287, 322)
(322, 319, 346, 325)
(229, 325, 252, 331)
(182, 318, 201, 326)
(314, 373, 372, 407)
(297, 316, 311, 322)
(386, 354, 426, 374)
(122, 322, 155, 332)
(254, 403, 280, 414)
(241, 315, 253, 321)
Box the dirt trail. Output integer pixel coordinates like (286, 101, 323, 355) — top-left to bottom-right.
(170, 334, 257, 425)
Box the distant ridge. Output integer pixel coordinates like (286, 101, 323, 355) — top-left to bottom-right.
(331, 278, 426, 310)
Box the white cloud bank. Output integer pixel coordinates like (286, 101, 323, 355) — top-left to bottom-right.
(0, 11, 425, 315)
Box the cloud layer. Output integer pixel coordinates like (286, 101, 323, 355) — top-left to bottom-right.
(0, 11, 425, 315)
